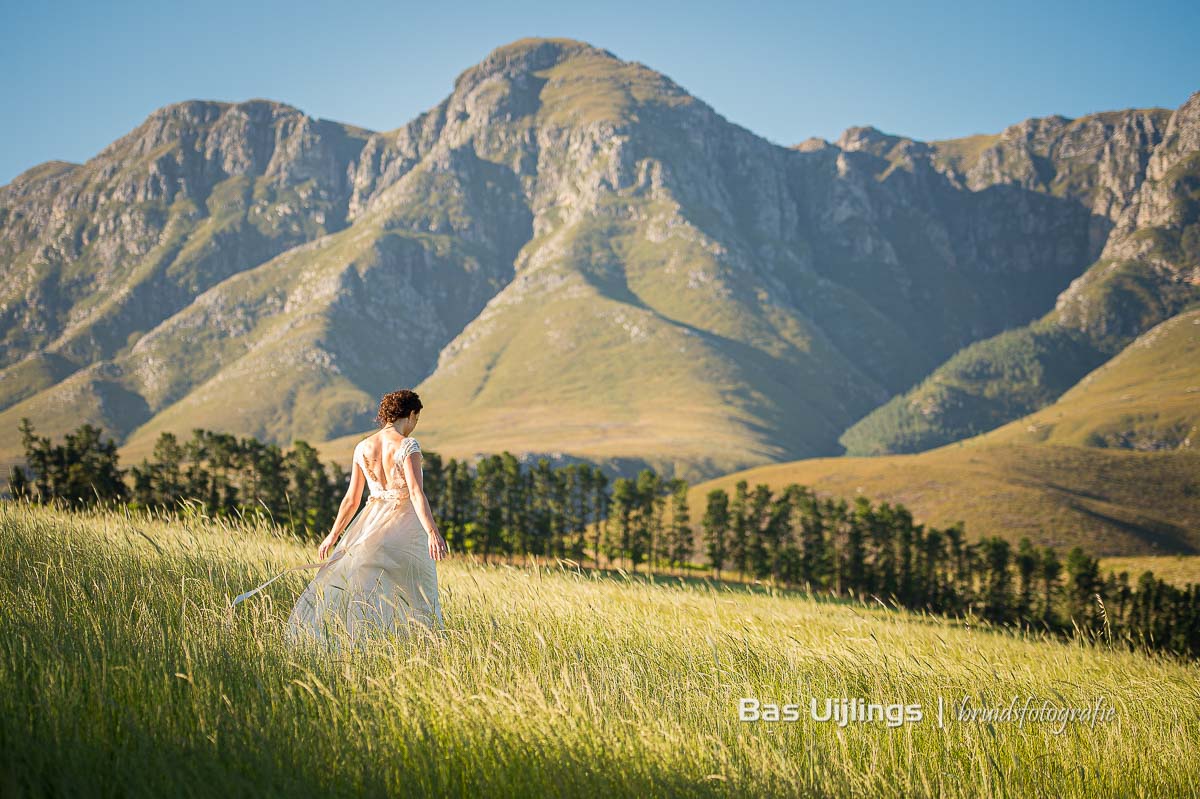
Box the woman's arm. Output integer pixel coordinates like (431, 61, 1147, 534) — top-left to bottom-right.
(318, 458, 366, 559)
(402, 451, 448, 561)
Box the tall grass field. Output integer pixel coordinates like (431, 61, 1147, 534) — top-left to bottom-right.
(2, 500, 1198, 798)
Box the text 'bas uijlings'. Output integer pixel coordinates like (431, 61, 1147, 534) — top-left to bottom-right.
(739, 698, 922, 727)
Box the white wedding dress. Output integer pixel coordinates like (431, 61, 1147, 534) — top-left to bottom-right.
(233, 433, 444, 652)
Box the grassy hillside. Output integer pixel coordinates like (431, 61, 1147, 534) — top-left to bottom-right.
(3, 501, 1199, 797)
(1099, 555, 1200, 588)
(690, 443, 1200, 556)
(0, 107, 370, 373)
(973, 308, 1200, 450)
(332, 194, 891, 482)
(694, 309, 1200, 555)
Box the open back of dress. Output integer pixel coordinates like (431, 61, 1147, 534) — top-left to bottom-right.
(286, 433, 443, 651)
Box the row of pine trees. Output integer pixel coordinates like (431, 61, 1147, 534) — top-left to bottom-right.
(11, 419, 347, 539)
(7, 419, 1200, 659)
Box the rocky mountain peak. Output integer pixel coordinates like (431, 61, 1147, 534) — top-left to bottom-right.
(1002, 113, 1071, 141)
(834, 125, 907, 156)
(791, 136, 831, 152)
(95, 99, 301, 161)
(1146, 89, 1200, 181)
(451, 37, 617, 96)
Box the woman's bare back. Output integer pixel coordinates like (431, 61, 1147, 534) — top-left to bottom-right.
(357, 429, 416, 491)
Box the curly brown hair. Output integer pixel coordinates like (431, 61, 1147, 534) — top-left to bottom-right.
(376, 389, 423, 427)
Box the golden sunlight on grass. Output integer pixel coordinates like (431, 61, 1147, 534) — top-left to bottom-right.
(3, 501, 1198, 797)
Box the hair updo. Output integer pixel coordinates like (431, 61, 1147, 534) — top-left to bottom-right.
(376, 389, 423, 427)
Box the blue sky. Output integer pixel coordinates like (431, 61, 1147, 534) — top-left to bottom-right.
(2, 0, 1197, 184)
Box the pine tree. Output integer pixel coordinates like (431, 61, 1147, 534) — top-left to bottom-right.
(798, 493, 829, 590)
(846, 496, 871, 595)
(867, 501, 897, 599)
(943, 521, 968, 612)
(473, 455, 506, 562)
(607, 478, 637, 570)
(761, 488, 797, 582)
(498, 453, 526, 558)
(1039, 547, 1063, 624)
(919, 525, 945, 608)
(1065, 547, 1102, 631)
(633, 469, 663, 572)
(589, 467, 610, 568)
(746, 484, 773, 579)
(891, 503, 916, 604)
(702, 489, 730, 579)
(562, 463, 589, 561)
(530, 458, 557, 558)
(665, 477, 693, 569)
(1015, 538, 1039, 620)
(18, 418, 52, 500)
(982, 536, 1013, 622)
(285, 440, 338, 540)
(16, 420, 128, 507)
(728, 480, 750, 580)
(250, 441, 289, 524)
(7, 464, 29, 499)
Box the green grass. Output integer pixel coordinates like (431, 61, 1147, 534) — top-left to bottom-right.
(3, 500, 1199, 797)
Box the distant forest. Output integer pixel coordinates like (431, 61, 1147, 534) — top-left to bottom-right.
(8, 419, 1200, 660)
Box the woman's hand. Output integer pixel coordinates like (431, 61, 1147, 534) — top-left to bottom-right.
(318, 531, 340, 560)
(427, 528, 448, 561)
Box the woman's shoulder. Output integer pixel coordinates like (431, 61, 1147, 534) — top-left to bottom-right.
(385, 434, 420, 462)
(353, 432, 383, 458)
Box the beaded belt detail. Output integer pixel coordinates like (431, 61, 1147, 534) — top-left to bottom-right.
(367, 488, 409, 503)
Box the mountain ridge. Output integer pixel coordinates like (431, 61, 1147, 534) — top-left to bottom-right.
(2, 37, 1196, 482)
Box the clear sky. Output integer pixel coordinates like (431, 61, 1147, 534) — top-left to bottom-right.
(2, 0, 1197, 185)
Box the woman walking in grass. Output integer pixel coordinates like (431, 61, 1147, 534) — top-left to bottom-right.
(235, 389, 448, 651)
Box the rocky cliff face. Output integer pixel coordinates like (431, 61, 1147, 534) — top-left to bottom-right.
(841, 93, 1199, 455)
(1, 38, 1196, 478)
(0, 98, 373, 430)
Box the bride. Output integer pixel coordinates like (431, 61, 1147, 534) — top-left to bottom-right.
(234, 389, 449, 651)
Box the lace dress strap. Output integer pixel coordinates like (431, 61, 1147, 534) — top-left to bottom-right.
(394, 436, 421, 466)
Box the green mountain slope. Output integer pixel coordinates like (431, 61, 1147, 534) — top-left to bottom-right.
(11, 140, 533, 462)
(693, 309, 1200, 555)
(970, 307, 1200, 449)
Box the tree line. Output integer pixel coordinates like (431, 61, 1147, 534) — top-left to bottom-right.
(9, 419, 345, 539)
(697, 482, 1200, 660)
(7, 419, 1200, 660)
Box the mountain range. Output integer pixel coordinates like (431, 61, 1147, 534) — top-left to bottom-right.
(1, 37, 1197, 489)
